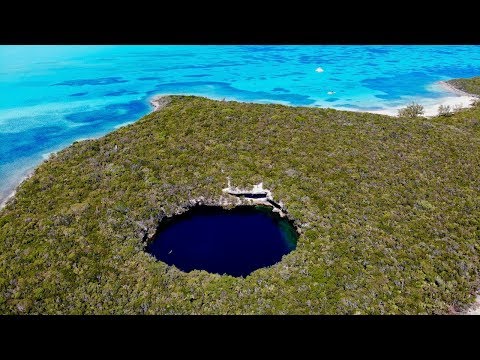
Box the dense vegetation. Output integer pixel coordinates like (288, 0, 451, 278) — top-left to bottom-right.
(0, 93, 479, 314)
(447, 76, 480, 97)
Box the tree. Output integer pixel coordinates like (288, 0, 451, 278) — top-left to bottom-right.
(437, 104, 452, 117)
(398, 102, 424, 118)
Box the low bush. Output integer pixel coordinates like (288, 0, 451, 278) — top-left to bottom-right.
(398, 102, 424, 118)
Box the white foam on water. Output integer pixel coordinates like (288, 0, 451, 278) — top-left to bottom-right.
(255, 99, 291, 105)
(41, 152, 52, 160)
(114, 121, 134, 129)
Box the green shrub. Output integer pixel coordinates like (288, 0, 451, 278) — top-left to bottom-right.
(447, 76, 480, 96)
(438, 104, 452, 117)
(398, 102, 424, 118)
(453, 103, 464, 113)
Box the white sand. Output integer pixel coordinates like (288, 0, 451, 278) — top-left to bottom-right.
(0, 191, 16, 210)
(333, 81, 478, 118)
(0, 171, 35, 210)
(1, 98, 171, 209)
(114, 121, 134, 129)
(150, 95, 172, 111)
(366, 95, 477, 117)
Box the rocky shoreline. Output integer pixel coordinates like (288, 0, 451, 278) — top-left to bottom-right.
(150, 95, 172, 112)
(138, 196, 303, 253)
(139, 182, 303, 244)
(439, 80, 475, 97)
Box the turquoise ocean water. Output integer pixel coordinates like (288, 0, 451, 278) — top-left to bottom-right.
(1, 45, 480, 204)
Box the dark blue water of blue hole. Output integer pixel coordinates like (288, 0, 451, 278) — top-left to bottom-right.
(147, 206, 298, 277)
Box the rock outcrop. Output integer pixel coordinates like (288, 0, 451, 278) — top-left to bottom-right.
(222, 178, 288, 217)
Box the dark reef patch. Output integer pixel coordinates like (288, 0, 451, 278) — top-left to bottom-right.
(53, 77, 128, 86)
(104, 89, 139, 97)
(65, 100, 147, 124)
(137, 77, 160, 81)
(69, 92, 88, 97)
(272, 87, 290, 92)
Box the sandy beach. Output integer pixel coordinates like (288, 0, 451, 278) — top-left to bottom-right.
(2, 85, 478, 209)
(0, 171, 35, 210)
(0, 97, 171, 210)
(438, 80, 474, 96)
(1, 86, 477, 209)
(357, 81, 478, 118)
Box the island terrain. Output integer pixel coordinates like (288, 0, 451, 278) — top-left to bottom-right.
(0, 77, 479, 314)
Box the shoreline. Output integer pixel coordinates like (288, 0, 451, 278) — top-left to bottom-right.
(0, 170, 35, 210)
(340, 80, 478, 118)
(150, 95, 172, 112)
(151, 80, 478, 119)
(0, 96, 171, 210)
(0, 138, 102, 211)
(1, 84, 477, 209)
(1, 85, 480, 314)
(438, 80, 476, 97)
